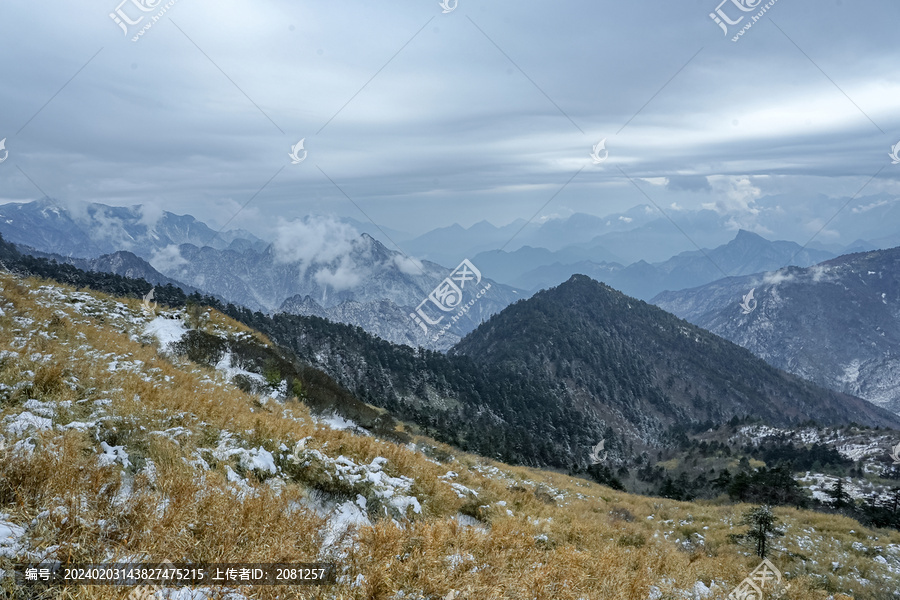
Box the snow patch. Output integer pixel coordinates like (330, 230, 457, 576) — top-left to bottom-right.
(0, 517, 25, 559)
(144, 316, 188, 350)
(5, 411, 52, 435)
(239, 447, 277, 475)
(22, 399, 58, 418)
(450, 483, 478, 498)
(316, 412, 360, 432)
(840, 360, 861, 386)
(98, 442, 131, 468)
(445, 552, 474, 569)
(319, 500, 371, 558)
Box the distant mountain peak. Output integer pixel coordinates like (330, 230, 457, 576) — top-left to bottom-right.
(563, 273, 601, 287)
(732, 229, 767, 242)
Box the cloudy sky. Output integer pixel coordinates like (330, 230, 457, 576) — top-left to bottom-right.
(1, 0, 899, 240)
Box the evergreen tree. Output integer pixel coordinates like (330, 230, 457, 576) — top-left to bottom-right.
(731, 505, 784, 558)
(828, 478, 851, 509)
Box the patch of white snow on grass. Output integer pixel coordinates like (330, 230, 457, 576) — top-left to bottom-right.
(98, 442, 131, 468)
(316, 412, 360, 431)
(450, 483, 478, 498)
(5, 411, 52, 435)
(22, 399, 57, 418)
(239, 447, 277, 475)
(0, 517, 25, 558)
(144, 316, 188, 350)
(319, 500, 371, 559)
(214, 352, 266, 386)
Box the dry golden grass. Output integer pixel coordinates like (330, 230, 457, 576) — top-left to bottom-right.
(0, 272, 898, 600)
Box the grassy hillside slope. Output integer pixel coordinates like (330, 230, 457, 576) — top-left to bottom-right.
(0, 272, 898, 599)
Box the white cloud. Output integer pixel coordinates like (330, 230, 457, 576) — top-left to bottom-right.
(272, 216, 372, 291)
(703, 176, 763, 216)
(149, 244, 188, 274)
(763, 270, 795, 285)
(851, 199, 890, 214)
(392, 254, 423, 276)
(701, 176, 772, 233)
(138, 203, 166, 229)
(803, 217, 841, 241)
(810, 264, 830, 283)
(272, 216, 361, 266)
(83, 206, 135, 251)
(314, 256, 364, 291)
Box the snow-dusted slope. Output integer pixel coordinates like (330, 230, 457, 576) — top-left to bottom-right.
(2, 271, 900, 599)
(653, 248, 900, 414)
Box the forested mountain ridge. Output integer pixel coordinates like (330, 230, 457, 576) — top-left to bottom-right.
(452, 275, 900, 430)
(221, 276, 900, 470)
(4, 233, 897, 474)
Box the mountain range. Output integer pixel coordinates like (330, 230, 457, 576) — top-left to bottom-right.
(5, 196, 899, 361)
(476, 230, 835, 298)
(653, 248, 900, 415)
(0, 199, 519, 350)
(395, 193, 900, 270)
(229, 274, 900, 470)
(12, 245, 202, 295)
(0, 197, 267, 258)
(4, 229, 899, 508)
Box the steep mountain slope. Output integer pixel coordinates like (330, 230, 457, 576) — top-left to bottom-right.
(653, 247, 900, 414)
(241, 277, 900, 472)
(1, 234, 590, 468)
(4, 273, 899, 599)
(452, 275, 899, 432)
(0, 198, 264, 257)
(15, 245, 199, 294)
(278, 295, 466, 350)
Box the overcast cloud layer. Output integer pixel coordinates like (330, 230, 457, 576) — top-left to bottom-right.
(1, 0, 899, 245)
